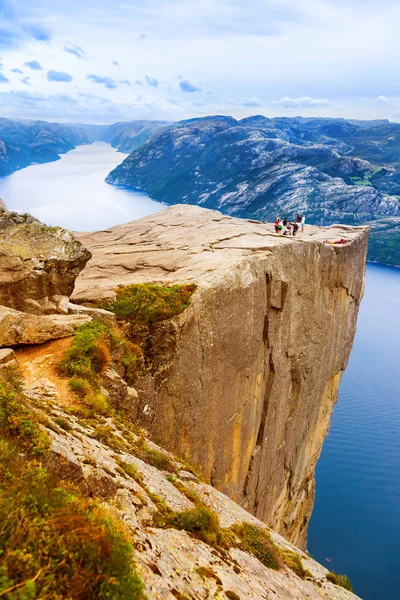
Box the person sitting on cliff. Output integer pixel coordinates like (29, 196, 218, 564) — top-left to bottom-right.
(274, 215, 281, 233)
(282, 219, 290, 235)
(292, 221, 299, 236)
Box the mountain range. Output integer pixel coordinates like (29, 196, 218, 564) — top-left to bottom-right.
(0, 118, 167, 177)
(1, 114, 400, 265)
(106, 115, 400, 266)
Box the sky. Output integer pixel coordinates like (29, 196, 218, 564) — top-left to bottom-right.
(0, 0, 399, 123)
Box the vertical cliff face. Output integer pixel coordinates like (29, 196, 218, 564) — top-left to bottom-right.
(73, 205, 369, 547)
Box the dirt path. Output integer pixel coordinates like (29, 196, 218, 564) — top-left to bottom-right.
(15, 337, 79, 407)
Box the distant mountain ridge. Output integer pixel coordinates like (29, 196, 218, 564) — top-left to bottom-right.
(0, 118, 169, 176)
(106, 115, 400, 266)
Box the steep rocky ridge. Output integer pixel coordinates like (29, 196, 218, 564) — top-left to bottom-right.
(0, 205, 366, 597)
(102, 120, 169, 153)
(0, 118, 167, 177)
(0, 118, 92, 175)
(73, 205, 369, 548)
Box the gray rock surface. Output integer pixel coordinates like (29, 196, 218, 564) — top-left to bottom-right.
(73, 205, 369, 547)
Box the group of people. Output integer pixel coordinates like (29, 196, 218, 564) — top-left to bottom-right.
(274, 213, 305, 236)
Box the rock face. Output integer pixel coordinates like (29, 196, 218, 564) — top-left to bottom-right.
(74, 205, 369, 548)
(0, 210, 91, 315)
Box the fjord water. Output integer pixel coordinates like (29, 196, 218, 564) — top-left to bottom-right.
(0, 142, 164, 231)
(308, 263, 400, 600)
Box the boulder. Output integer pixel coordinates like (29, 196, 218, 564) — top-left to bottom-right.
(0, 305, 91, 347)
(0, 210, 91, 315)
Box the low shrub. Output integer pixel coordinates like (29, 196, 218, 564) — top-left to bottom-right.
(0, 367, 50, 455)
(117, 460, 143, 483)
(154, 504, 232, 548)
(58, 321, 115, 384)
(110, 283, 197, 325)
(230, 523, 281, 571)
(69, 376, 92, 397)
(326, 571, 353, 591)
(279, 549, 310, 579)
(0, 440, 145, 599)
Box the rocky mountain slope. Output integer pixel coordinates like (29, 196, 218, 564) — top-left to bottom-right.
(73, 205, 369, 549)
(102, 120, 168, 153)
(0, 118, 93, 176)
(0, 203, 366, 598)
(105, 115, 400, 265)
(0, 118, 167, 177)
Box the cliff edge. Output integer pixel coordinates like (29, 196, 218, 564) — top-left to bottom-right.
(73, 205, 369, 548)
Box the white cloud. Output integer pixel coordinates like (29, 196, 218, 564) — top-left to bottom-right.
(0, 0, 400, 121)
(273, 96, 330, 108)
(240, 97, 262, 107)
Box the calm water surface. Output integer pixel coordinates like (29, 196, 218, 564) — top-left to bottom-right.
(0, 147, 397, 600)
(0, 142, 164, 231)
(309, 263, 400, 600)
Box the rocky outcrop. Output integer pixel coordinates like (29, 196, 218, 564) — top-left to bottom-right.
(0, 209, 91, 315)
(73, 205, 369, 548)
(0, 305, 90, 347)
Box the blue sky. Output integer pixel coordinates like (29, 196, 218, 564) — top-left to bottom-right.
(0, 0, 399, 123)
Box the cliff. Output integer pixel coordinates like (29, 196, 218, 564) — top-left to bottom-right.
(73, 205, 369, 548)
(0, 205, 367, 598)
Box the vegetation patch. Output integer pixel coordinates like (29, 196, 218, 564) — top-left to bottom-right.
(117, 460, 144, 483)
(279, 549, 311, 579)
(0, 440, 145, 600)
(58, 321, 114, 385)
(0, 367, 50, 455)
(230, 523, 281, 571)
(109, 283, 197, 325)
(131, 437, 177, 473)
(326, 571, 353, 591)
(91, 424, 128, 453)
(195, 566, 222, 585)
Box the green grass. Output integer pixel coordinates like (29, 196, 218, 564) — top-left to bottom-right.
(109, 283, 197, 325)
(131, 437, 177, 473)
(326, 571, 353, 591)
(154, 504, 232, 548)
